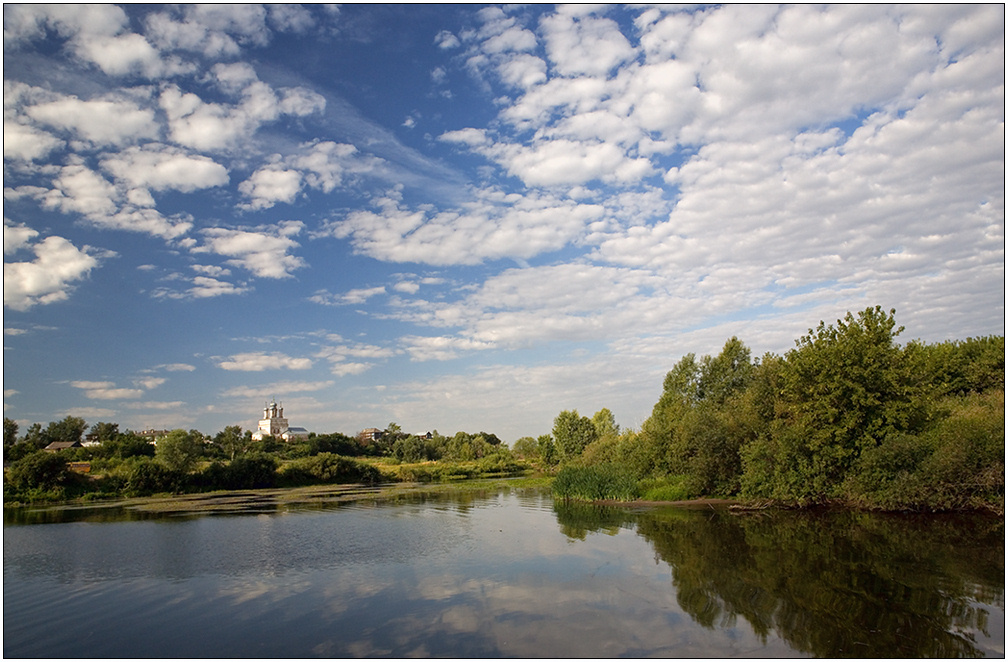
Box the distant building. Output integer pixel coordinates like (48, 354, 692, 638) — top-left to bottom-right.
(252, 401, 310, 442)
(358, 427, 384, 444)
(44, 440, 83, 452)
(138, 429, 170, 444)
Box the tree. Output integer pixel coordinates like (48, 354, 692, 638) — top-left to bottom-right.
(156, 429, 204, 473)
(214, 425, 246, 461)
(44, 416, 87, 445)
(773, 306, 923, 496)
(553, 410, 598, 461)
(4, 418, 19, 448)
(88, 421, 119, 444)
(591, 408, 620, 439)
(537, 434, 557, 466)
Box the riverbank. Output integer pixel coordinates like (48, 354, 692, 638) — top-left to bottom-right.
(3, 476, 556, 524)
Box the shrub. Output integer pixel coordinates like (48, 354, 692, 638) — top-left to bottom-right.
(124, 458, 184, 495)
(638, 475, 696, 501)
(278, 453, 385, 486)
(844, 432, 931, 509)
(196, 454, 278, 490)
(6, 451, 70, 490)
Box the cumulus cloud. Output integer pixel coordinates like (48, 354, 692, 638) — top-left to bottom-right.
(3, 120, 63, 161)
(41, 162, 192, 239)
(195, 221, 306, 279)
(70, 380, 144, 400)
(3, 222, 99, 310)
(217, 352, 313, 371)
(26, 95, 159, 147)
(329, 186, 606, 265)
(238, 165, 302, 210)
(314, 342, 396, 376)
(101, 144, 230, 194)
(3, 4, 189, 78)
(159, 66, 324, 152)
(239, 141, 380, 210)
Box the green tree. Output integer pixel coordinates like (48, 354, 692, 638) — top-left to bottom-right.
(591, 408, 620, 439)
(774, 306, 921, 495)
(88, 421, 119, 444)
(553, 410, 598, 462)
(214, 425, 246, 461)
(156, 429, 204, 473)
(512, 436, 539, 459)
(44, 416, 87, 445)
(4, 418, 19, 448)
(537, 434, 557, 466)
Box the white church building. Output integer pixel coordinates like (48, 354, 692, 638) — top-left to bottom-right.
(252, 401, 310, 442)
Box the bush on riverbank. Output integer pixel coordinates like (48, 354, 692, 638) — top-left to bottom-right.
(554, 307, 1004, 512)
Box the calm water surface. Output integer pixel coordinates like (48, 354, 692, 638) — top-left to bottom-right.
(4, 485, 1004, 658)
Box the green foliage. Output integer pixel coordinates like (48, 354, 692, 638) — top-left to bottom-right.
(199, 453, 279, 490)
(213, 425, 247, 461)
(552, 410, 598, 461)
(44, 416, 88, 445)
(88, 421, 119, 444)
(92, 432, 155, 460)
(638, 475, 696, 501)
(123, 458, 185, 495)
(591, 408, 620, 438)
(550, 307, 1003, 511)
(278, 453, 385, 486)
(4, 417, 19, 447)
(552, 463, 639, 502)
(156, 429, 204, 473)
(537, 434, 557, 466)
(511, 436, 538, 459)
(6, 450, 70, 491)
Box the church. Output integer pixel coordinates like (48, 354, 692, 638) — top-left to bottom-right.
(252, 401, 310, 442)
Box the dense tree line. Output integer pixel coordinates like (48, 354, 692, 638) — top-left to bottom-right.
(546, 307, 1004, 511)
(3, 415, 519, 503)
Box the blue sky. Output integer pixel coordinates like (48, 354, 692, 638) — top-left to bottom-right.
(3, 4, 1005, 442)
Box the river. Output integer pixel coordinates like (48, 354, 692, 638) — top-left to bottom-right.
(3, 484, 1004, 657)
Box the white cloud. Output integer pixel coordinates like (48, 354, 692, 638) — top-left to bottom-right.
(222, 380, 334, 398)
(314, 342, 396, 376)
(26, 95, 158, 147)
(159, 68, 324, 152)
(70, 380, 144, 400)
(3, 224, 99, 310)
(330, 187, 606, 265)
(41, 162, 193, 239)
(540, 10, 635, 78)
(3, 221, 38, 255)
(238, 141, 379, 209)
(3, 120, 63, 161)
(238, 165, 303, 210)
(310, 286, 386, 306)
(435, 30, 460, 50)
(101, 144, 229, 194)
(195, 221, 305, 279)
(217, 352, 313, 371)
(267, 4, 315, 33)
(157, 363, 197, 372)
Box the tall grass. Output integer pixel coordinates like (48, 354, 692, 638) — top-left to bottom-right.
(552, 463, 639, 501)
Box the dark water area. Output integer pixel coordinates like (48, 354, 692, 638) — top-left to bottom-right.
(4, 486, 1004, 658)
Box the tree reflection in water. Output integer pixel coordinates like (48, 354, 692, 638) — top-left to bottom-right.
(553, 502, 1004, 658)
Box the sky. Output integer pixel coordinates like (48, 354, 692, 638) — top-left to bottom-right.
(3, 4, 1005, 443)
